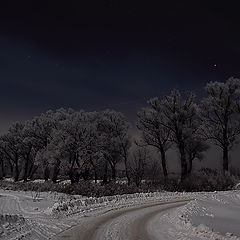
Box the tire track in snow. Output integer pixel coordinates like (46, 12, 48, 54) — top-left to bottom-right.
(0, 193, 40, 216)
(0, 192, 58, 240)
(52, 199, 191, 240)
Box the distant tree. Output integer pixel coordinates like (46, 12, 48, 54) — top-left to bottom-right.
(80, 112, 103, 183)
(200, 78, 240, 172)
(0, 122, 24, 181)
(185, 134, 209, 174)
(145, 156, 161, 184)
(27, 110, 63, 180)
(98, 110, 131, 183)
(60, 110, 99, 183)
(36, 135, 63, 183)
(0, 141, 14, 177)
(33, 109, 73, 182)
(130, 146, 148, 187)
(20, 124, 35, 182)
(35, 148, 50, 181)
(137, 100, 171, 178)
(119, 135, 131, 185)
(0, 148, 5, 179)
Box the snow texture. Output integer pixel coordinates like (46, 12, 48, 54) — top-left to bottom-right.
(0, 189, 240, 239)
(149, 191, 240, 240)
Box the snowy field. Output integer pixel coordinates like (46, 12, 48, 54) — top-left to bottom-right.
(0, 189, 239, 240)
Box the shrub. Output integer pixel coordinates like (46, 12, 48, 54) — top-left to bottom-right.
(0, 169, 238, 197)
(179, 169, 238, 192)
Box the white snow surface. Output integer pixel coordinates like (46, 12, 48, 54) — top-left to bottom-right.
(149, 191, 240, 240)
(0, 189, 239, 240)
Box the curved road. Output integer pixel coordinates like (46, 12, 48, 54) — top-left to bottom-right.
(52, 199, 190, 240)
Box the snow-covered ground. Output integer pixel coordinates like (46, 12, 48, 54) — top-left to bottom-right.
(0, 188, 239, 240)
(149, 191, 240, 240)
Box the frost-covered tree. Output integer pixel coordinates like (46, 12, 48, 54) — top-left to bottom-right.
(59, 110, 99, 183)
(20, 123, 35, 182)
(0, 122, 24, 181)
(137, 99, 171, 178)
(201, 78, 240, 172)
(0, 147, 5, 179)
(0, 140, 14, 178)
(36, 133, 64, 183)
(0, 121, 42, 181)
(27, 109, 66, 180)
(79, 112, 103, 183)
(160, 90, 200, 180)
(35, 108, 83, 183)
(98, 110, 131, 183)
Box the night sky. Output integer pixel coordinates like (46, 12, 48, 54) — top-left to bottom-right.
(1, 1, 240, 133)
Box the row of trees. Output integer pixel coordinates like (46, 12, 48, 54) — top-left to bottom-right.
(1, 78, 240, 184)
(138, 77, 240, 179)
(0, 109, 134, 184)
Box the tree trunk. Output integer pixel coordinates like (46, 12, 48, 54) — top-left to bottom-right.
(0, 160, 4, 180)
(124, 157, 131, 185)
(69, 158, 80, 184)
(111, 164, 116, 180)
(82, 168, 90, 180)
(8, 159, 14, 177)
(23, 154, 30, 182)
(188, 157, 193, 174)
(69, 158, 76, 184)
(69, 169, 74, 184)
(52, 168, 59, 183)
(94, 169, 98, 183)
(135, 175, 141, 187)
(69, 169, 80, 184)
(52, 160, 60, 183)
(179, 143, 188, 181)
(223, 146, 229, 172)
(102, 160, 108, 184)
(89, 156, 98, 183)
(14, 162, 19, 182)
(44, 166, 50, 181)
(187, 153, 193, 174)
(29, 165, 38, 179)
(126, 172, 131, 186)
(160, 147, 168, 178)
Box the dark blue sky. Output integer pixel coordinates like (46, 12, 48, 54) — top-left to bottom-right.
(1, 1, 240, 133)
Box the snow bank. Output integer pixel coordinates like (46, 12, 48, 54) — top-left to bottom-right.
(50, 191, 195, 217)
(152, 191, 240, 240)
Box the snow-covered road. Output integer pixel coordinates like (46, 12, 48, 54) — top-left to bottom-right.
(1, 189, 240, 240)
(52, 200, 190, 240)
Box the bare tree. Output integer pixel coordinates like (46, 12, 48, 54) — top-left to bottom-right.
(137, 102, 171, 178)
(185, 135, 209, 174)
(130, 146, 148, 187)
(200, 77, 240, 172)
(158, 90, 199, 180)
(98, 110, 131, 182)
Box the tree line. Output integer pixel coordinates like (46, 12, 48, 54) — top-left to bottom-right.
(1, 78, 240, 185)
